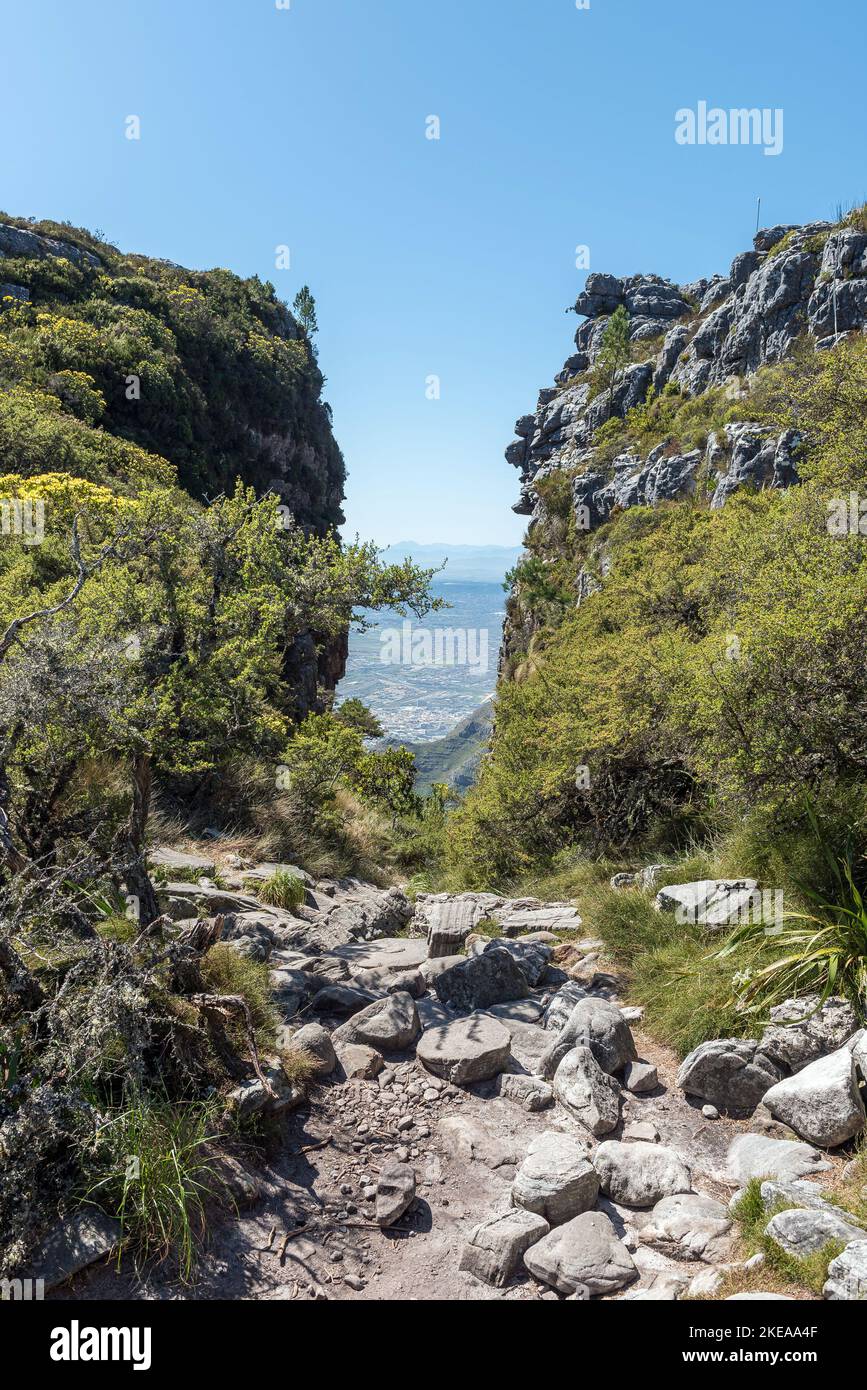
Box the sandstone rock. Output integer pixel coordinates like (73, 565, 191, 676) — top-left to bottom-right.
(553, 1045, 621, 1135)
(593, 1140, 691, 1208)
(149, 846, 217, 876)
(725, 1133, 831, 1185)
(25, 1210, 121, 1291)
(336, 1043, 384, 1080)
(641, 1193, 734, 1263)
(542, 981, 589, 1032)
(332, 991, 420, 1053)
(824, 1241, 867, 1300)
(476, 937, 551, 986)
(459, 1209, 550, 1287)
(623, 1121, 660, 1143)
(438, 1114, 521, 1169)
(758, 994, 858, 1074)
(758, 1179, 845, 1218)
(375, 1162, 416, 1227)
(511, 1131, 599, 1224)
(726, 1292, 794, 1301)
(311, 985, 372, 1016)
(417, 1015, 512, 1085)
(523, 1211, 638, 1296)
(434, 948, 529, 1012)
(495, 1073, 554, 1111)
(677, 1038, 783, 1116)
(624, 1060, 658, 1093)
(765, 1207, 866, 1257)
(539, 997, 637, 1079)
(762, 1045, 865, 1148)
(287, 1022, 336, 1077)
(655, 878, 759, 929)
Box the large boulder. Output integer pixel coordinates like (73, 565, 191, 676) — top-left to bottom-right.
(523, 1211, 638, 1296)
(539, 997, 637, 1079)
(417, 1015, 512, 1085)
(762, 1045, 866, 1148)
(474, 937, 552, 987)
(677, 1039, 783, 1116)
(459, 1209, 550, 1287)
(765, 1207, 866, 1257)
(593, 1141, 692, 1208)
(434, 948, 529, 1012)
(640, 1192, 734, 1263)
(331, 991, 420, 1053)
(824, 1242, 867, 1300)
(552, 1046, 621, 1135)
(725, 1133, 831, 1185)
(286, 1022, 336, 1077)
(511, 1131, 600, 1225)
(758, 995, 859, 1074)
(542, 982, 589, 1032)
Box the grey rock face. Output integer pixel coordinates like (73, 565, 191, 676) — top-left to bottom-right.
(416, 1014, 512, 1085)
(434, 947, 529, 1012)
(552, 1045, 621, 1134)
(0, 220, 100, 268)
(539, 997, 637, 1079)
(824, 1241, 867, 1300)
(641, 1192, 733, 1263)
(523, 1210, 638, 1296)
(375, 1162, 416, 1227)
(593, 1140, 692, 1208)
(336, 1043, 384, 1079)
(511, 1131, 600, 1224)
(758, 995, 859, 1075)
(765, 1207, 866, 1257)
(677, 1039, 783, 1116)
(542, 983, 591, 1034)
(762, 1045, 866, 1148)
(725, 1133, 832, 1185)
(655, 878, 761, 929)
(758, 1179, 847, 1219)
(459, 1208, 550, 1287)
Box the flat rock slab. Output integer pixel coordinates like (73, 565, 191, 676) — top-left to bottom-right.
(593, 1141, 692, 1208)
(460, 1209, 550, 1287)
(655, 878, 760, 930)
(150, 846, 216, 875)
(725, 1133, 831, 1185)
(496, 1073, 554, 1112)
(417, 1015, 512, 1085)
(640, 1192, 733, 1263)
(25, 1210, 122, 1291)
(523, 1210, 637, 1296)
(762, 1045, 865, 1148)
(438, 1113, 522, 1170)
(331, 937, 428, 973)
(512, 1131, 599, 1225)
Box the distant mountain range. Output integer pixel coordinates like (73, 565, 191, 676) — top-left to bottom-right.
(381, 541, 522, 584)
(384, 700, 494, 794)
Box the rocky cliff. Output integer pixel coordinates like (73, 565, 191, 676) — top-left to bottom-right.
(506, 218, 867, 524)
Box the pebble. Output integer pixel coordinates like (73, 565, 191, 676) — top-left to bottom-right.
(702, 1104, 720, 1120)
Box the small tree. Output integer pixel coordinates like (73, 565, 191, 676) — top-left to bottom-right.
(292, 286, 318, 339)
(595, 304, 632, 415)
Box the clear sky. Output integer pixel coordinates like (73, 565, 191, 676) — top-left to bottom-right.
(2, 0, 865, 545)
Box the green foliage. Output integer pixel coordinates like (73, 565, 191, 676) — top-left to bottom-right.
(83, 1094, 221, 1280)
(257, 869, 306, 911)
(591, 304, 632, 410)
(731, 1180, 847, 1295)
(292, 285, 318, 338)
(334, 697, 384, 738)
(197, 945, 277, 1054)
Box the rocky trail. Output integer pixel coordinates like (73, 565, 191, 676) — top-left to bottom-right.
(48, 860, 867, 1303)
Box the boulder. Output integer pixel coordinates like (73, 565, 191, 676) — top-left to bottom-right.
(624, 1060, 658, 1094)
(765, 1207, 866, 1257)
(331, 991, 420, 1053)
(336, 1043, 384, 1080)
(676, 1038, 783, 1116)
(725, 1133, 831, 1185)
(640, 1193, 734, 1263)
(417, 1015, 512, 1085)
(762, 1045, 865, 1148)
(539, 998, 637, 1079)
(511, 1132, 600, 1225)
(552, 1045, 621, 1135)
(434, 948, 529, 1012)
(495, 1073, 554, 1111)
(655, 878, 759, 930)
(478, 937, 551, 986)
(593, 1141, 692, 1208)
(758, 995, 859, 1074)
(824, 1241, 867, 1300)
(542, 981, 589, 1032)
(459, 1209, 550, 1287)
(285, 1022, 336, 1077)
(375, 1162, 416, 1227)
(311, 985, 372, 1016)
(523, 1211, 638, 1296)
(24, 1210, 121, 1291)
(758, 1179, 848, 1218)
(149, 846, 216, 876)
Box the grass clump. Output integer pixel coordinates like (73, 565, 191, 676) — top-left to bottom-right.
(197, 944, 278, 1054)
(83, 1094, 221, 1281)
(730, 1180, 848, 1296)
(255, 869, 306, 911)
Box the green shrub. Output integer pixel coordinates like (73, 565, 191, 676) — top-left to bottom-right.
(256, 869, 307, 912)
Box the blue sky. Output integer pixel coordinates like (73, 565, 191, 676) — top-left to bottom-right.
(2, 0, 865, 545)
